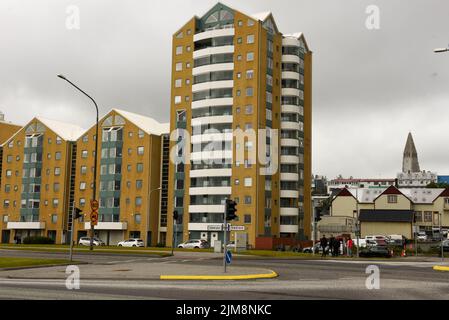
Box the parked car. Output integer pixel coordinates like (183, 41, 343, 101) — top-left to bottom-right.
(434, 240, 449, 253)
(365, 235, 387, 242)
(353, 239, 367, 248)
(303, 243, 325, 254)
(178, 239, 210, 249)
(417, 232, 428, 241)
(226, 241, 236, 249)
(117, 239, 145, 247)
(78, 237, 105, 246)
(359, 246, 392, 258)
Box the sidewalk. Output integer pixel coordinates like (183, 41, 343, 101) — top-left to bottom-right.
(0, 261, 277, 281)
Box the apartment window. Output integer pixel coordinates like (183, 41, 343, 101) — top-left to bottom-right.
(82, 135, 88, 143)
(136, 180, 143, 190)
(247, 34, 255, 44)
(424, 211, 433, 222)
(186, 62, 191, 69)
(135, 214, 141, 224)
(237, 55, 242, 61)
(177, 110, 186, 122)
(54, 167, 61, 176)
(246, 87, 253, 97)
(176, 62, 183, 71)
(137, 146, 144, 155)
(3, 200, 10, 208)
(80, 182, 87, 190)
(81, 166, 87, 175)
(175, 79, 182, 88)
(238, 20, 243, 27)
(81, 150, 88, 158)
(244, 196, 252, 204)
(6, 155, 12, 163)
(235, 179, 240, 186)
(248, 19, 255, 26)
(247, 52, 254, 61)
(53, 183, 60, 192)
(186, 46, 191, 52)
(80, 198, 86, 207)
(244, 178, 253, 187)
(3, 215, 8, 223)
(387, 195, 398, 204)
(6, 170, 12, 177)
(135, 197, 142, 206)
(53, 199, 59, 208)
(414, 211, 423, 223)
(51, 214, 58, 224)
(137, 163, 144, 173)
(187, 29, 192, 35)
(176, 31, 183, 39)
(237, 72, 241, 79)
(175, 96, 182, 104)
(138, 130, 145, 138)
(55, 152, 61, 160)
(246, 70, 254, 79)
(4, 185, 10, 193)
(186, 79, 191, 85)
(237, 37, 242, 44)
(245, 123, 253, 131)
(176, 46, 183, 55)
(244, 215, 252, 224)
(56, 137, 62, 145)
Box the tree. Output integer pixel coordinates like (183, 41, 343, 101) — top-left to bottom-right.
(427, 182, 449, 189)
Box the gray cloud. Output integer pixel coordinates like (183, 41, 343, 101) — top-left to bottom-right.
(1, 0, 449, 179)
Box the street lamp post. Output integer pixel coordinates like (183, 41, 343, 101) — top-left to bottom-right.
(58, 75, 99, 251)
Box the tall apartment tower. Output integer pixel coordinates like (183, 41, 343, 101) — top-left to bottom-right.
(167, 3, 312, 248)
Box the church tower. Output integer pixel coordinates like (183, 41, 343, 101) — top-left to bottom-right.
(402, 133, 420, 173)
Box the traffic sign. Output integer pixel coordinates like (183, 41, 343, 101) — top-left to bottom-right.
(225, 250, 232, 264)
(230, 226, 245, 231)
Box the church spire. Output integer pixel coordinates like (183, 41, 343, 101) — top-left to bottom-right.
(402, 132, 420, 173)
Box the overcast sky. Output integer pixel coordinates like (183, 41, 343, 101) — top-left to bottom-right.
(1, 0, 449, 179)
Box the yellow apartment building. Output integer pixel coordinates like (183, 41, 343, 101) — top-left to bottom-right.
(167, 3, 313, 248)
(72, 109, 169, 246)
(0, 117, 84, 244)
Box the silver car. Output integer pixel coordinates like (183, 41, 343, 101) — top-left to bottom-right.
(178, 239, 210, 249)
(78, 237, 105, 246)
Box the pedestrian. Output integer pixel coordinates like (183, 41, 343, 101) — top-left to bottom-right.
(329, 235, 335, 256)
(320, 235, 328, 257)
(347, 237, 354, 257)
(333, 238, 340, 257)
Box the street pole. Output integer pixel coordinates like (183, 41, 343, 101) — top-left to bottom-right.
(356, 188, 360, 258)
(69, 206, 75, 262)
(312, 207, 316, 256)
(172, 220, 177, 256)
(57, 75, 99, 252)
(441, 211, 444, 263)
(223, 200, 228, 273)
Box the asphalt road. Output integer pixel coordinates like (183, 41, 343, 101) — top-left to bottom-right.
(0, 249, 448, 300)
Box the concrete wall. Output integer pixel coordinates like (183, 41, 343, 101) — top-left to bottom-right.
(361, 222, 412, 239)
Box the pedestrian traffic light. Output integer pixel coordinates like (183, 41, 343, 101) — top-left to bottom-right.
(74, 208, 83, 220)
(225, 199, 238, 221)
(173, 210, 179, 223)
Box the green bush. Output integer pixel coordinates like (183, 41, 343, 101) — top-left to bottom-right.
(22, 236, 55, 245)
(156, 242, 166, 248)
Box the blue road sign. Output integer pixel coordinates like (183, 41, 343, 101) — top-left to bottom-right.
(226, 250, 232, 264)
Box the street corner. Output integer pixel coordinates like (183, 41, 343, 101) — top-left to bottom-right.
(160, 269, 279, 281)
(433, 265, 449, 272)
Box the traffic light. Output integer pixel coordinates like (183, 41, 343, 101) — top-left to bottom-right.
(74, 208, 83, 220)
(90, 211, 98, 226)
(225, 199, 238, 221)
(173, 210, 179, 223)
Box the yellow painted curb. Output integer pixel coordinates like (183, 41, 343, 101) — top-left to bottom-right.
(160, 270, 278, 281)
(433, 266, 449, 272)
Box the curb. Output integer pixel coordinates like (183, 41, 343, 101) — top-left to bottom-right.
(0, 262, 88, 272)
(433, 266, 449, 272)
(160, 270, 278, 281)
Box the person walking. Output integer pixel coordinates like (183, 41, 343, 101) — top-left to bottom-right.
(329, 235, 335, 256)
(333, 238, 340, 257)
(320, 235, 328, 257)
(347, 237, 354, 257)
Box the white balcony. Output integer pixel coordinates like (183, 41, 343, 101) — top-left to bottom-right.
(7, 222, 45, 230)
(282, 104, 302, 115)
(190, 168, 233, 178)
(282, 88, 301, 97)
(192, 97, 234, 110)
(282, 71, 300, 80)
(281, 122, 301, 131)
(282, 54, 300, 64)
(84, 222, 128, 231)
(191, 132, 233, 144)
(191, 115, 233, 126)
(281, 173, 299, 181)
(193, 63, 234, 76)
(189, 205, 226, 214)
(282, 37, 300, 47)
(281, 139, 299, 147)
(280, 208, 299, 216)
(193, 45, 234, 59)
(194, 28, 235, 42)
(191, 150, 233, 161)
(281, 155, 300, 164)
(280, 190, 299, 198)
(280, 225, 299, 234)
(189, 186, 232, 196)
(192, 80, 234, 93)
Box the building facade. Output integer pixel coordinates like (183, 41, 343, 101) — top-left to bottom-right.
(0, 117, 84, 244)
(72, 109, 169, 246)
(327, 178, 396, 195)
(167, 3, 312, 248)
(326, 186, 449, 239)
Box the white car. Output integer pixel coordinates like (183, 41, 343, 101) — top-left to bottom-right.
(117, 239, 145, 247)
(417, 232, 428, 241)
(178, 239, 210, 249)
(78, 237, 105, 246)
(365, 235, 387, 242)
